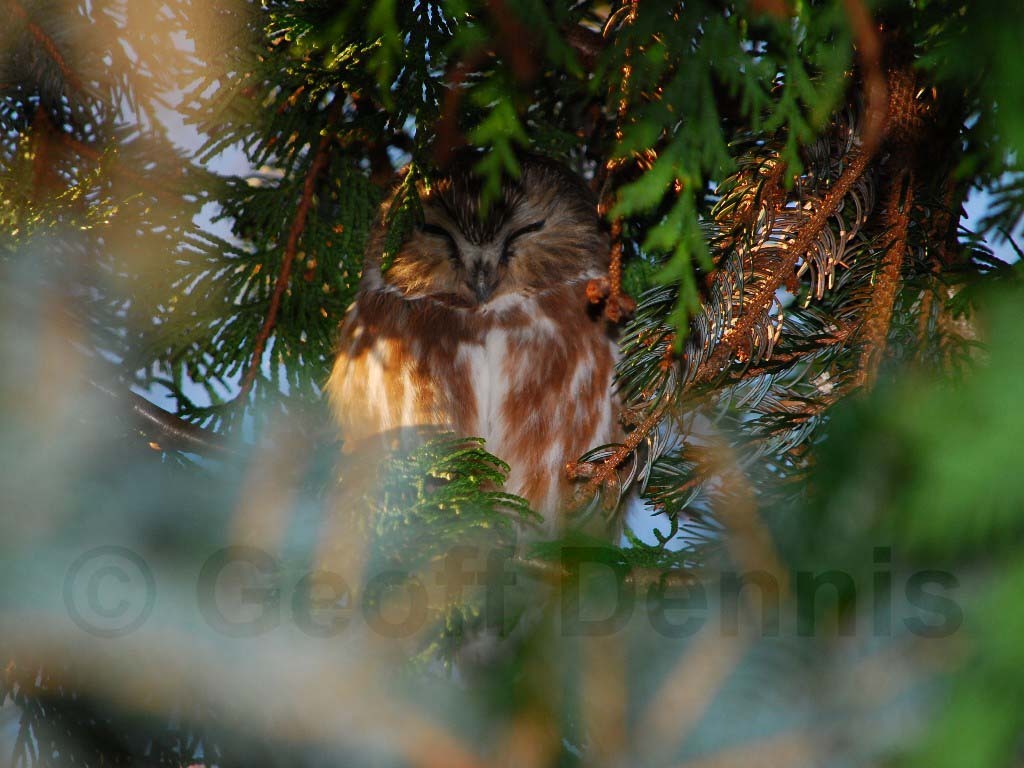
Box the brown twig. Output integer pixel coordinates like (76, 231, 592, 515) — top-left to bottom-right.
(237, 122, 335, 400)
(932, 173, 967, 269)
(485, 0, 537, 82)
(567, 401, 667, 492)
(849, 60, 922, 389)
(588, 1, 639, 323)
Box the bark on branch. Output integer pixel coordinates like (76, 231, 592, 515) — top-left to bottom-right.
(91, 381, 235, 456)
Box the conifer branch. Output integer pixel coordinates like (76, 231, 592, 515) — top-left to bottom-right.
(581, 43, 900, 495)
(237, 118, 335, 400)
(853, 174, 913, 389)
(567, 401, 667, 492)
(59, 131, 181, 196)
(723, 325, 854, 384)
(851, 63, 922, 389)
(694, 147, 876, 383)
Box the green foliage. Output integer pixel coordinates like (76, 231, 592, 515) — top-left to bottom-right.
(372, 434, 540, 572)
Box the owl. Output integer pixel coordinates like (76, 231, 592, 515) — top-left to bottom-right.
(326, 153, 619, 532)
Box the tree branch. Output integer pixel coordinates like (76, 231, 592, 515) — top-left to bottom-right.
(853, 174, 913, 389)
(567, 401, 667, 492)
(694, 147, 877, 384)
(91, 381, 235, 456)
(237, 118, 335, 400)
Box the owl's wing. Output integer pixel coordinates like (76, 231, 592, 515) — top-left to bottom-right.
(326, 295, 451, 455)
(327, 303, 395, 451)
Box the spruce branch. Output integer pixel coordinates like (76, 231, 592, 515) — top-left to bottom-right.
(852, 170, 913, 390)
(576, 34, 907, 506)
(56, 124, 182, 196)
(567, 401, 667, 493)
(695, 148, 876, 382)
(851, 65, 923, 389)
(719, 324, 854, 385)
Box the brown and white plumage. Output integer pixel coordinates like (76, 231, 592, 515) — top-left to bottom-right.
(327, 154, 619, 530)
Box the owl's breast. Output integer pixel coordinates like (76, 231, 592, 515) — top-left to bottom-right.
(328, 287, 619, 525)
(454, 325, 510, 454)
(465, 292, 619, 521)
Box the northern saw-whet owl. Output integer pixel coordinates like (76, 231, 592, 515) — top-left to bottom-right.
(327, 153, 619, 532)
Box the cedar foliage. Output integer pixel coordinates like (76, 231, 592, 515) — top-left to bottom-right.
(2, 0, 1024, 766)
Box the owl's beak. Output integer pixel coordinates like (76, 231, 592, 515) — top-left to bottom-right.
(471, 263, 497, 303)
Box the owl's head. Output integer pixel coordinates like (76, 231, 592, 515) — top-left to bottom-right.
(370, 153, 608, 307)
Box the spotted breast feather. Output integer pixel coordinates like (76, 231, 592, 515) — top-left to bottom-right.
(327, 285, 618, 527)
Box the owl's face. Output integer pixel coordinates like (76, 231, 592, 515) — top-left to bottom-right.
(380, 155, 608, 307)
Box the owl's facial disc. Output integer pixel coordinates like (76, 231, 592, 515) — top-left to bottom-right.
(416, 217, 547, 304)
(468, 219, 546, 302)
(382, 155, 609, 306)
